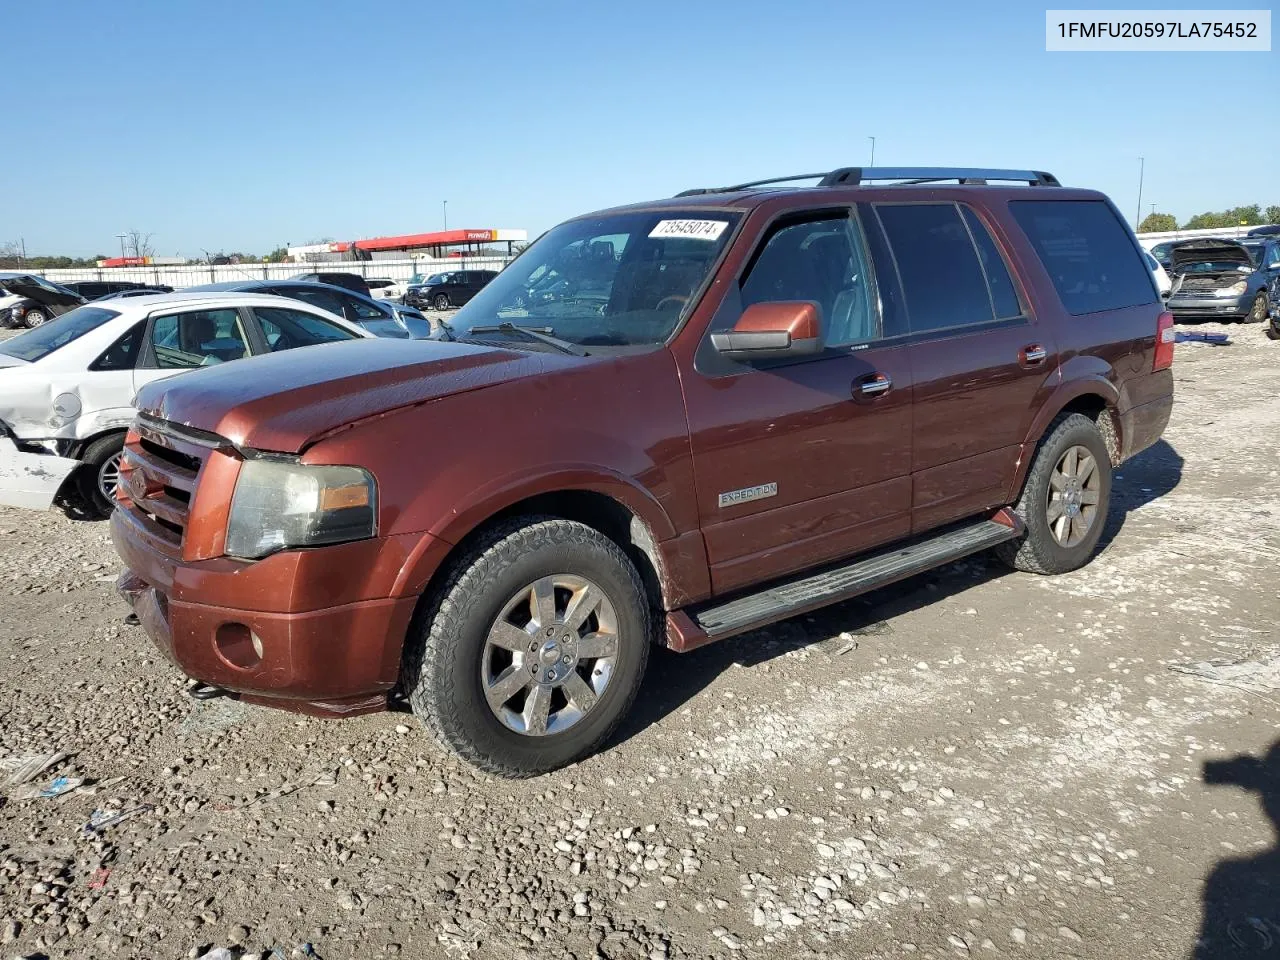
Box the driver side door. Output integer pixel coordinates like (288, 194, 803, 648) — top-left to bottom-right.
(682, 208, 915, 594)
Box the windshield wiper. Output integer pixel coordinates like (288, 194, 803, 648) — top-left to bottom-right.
(467, 322, 587, 356)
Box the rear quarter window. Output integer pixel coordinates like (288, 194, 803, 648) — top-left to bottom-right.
(1009, 200, 1156, 315)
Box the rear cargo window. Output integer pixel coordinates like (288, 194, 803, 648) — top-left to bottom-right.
(1009, 200, 1156, 315)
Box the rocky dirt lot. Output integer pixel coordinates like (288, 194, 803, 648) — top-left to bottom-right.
(0, 322, 1277, 960)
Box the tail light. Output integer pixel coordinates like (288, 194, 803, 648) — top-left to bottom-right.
(1153, 311, 1175, 372)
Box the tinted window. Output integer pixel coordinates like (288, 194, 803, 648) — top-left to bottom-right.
(876, 203, 994, 332)
(961, 206, 1023, 320)
(338, 292, 385, 320)
(147, 308, 248, 368)
(278, 286, 346, 317)
(91, 321, 146, 371)
(0, 306, 121, 362)
(254, 307, 359, 352)
(1010, 200, 1156, 315)
(740, 213, 877, 345)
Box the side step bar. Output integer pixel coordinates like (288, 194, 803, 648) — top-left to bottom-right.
(666, 511, 1022, 652)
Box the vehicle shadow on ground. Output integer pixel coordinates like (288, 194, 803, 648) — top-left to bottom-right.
(1097, 437, 1184, 552)
(1194, 741, 1280, 958)
(614, 437, 1186, 749)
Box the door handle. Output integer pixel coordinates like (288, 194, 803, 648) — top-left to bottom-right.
(855, 373, 892, 398)
(1020, 344, 1047, 366)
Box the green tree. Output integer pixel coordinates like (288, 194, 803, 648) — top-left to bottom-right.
(263, 246, 290, 262)
(1266, 205, 1280, 225)
(1139, 212, 1178, 233)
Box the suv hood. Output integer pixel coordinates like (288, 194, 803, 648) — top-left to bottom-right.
(1169, 239, 1255, 272)
(135, 337, 588, 453)
(0, 277, 85, 308)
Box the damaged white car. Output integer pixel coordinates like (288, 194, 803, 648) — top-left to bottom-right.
(0, 291, 370, 518)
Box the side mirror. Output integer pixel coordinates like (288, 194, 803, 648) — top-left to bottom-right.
(710, 301, 825, 362)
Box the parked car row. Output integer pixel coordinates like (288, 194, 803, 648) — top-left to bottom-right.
(0, 291, 370, 518)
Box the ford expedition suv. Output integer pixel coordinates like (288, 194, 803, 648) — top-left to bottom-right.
(110, 166, 1175, 777)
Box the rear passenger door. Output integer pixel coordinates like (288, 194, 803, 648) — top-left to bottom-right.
(868, 201, 1058, 533)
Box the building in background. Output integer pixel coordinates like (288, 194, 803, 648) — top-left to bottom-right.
(289, 229, 527, 264)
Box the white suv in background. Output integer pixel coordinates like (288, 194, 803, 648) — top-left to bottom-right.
(0, 291, 370, 518)
(365, 277, 406, 302)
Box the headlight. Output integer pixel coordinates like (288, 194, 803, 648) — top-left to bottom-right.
(1219, 281, 1248, 296)
(225, 459, 377, 559)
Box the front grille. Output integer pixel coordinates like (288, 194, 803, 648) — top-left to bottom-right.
(120, 417, 222, 551)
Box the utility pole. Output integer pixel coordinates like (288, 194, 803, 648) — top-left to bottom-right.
(116, 234, 128, 259)
(1135, 157, 1145, 231)
(868, 136, 876, 167)
(443, 200, 448, 232)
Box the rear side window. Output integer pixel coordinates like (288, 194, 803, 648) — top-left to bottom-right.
(254, 306, 359, 352)
(961, 207, 1023, 320)
(1009, 200, 1156, 315)
(876, 203, 993, 333)
(91, 320, 146, 371)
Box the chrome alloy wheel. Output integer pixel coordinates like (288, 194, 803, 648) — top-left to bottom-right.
(481, 574, 619, 736)
(1047, 444, 1101, 548)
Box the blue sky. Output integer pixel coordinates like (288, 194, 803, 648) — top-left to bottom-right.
(7, 0, 1277, 257)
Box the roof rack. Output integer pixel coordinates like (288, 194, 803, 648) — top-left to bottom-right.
(675, 166, 1060, 197)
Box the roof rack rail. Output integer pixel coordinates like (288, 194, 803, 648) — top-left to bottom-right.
(675, 166, 1060, 197)
(819, 167, 1060, 187)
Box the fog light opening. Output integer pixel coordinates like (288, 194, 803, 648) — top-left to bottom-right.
(214, 622, 262, 669)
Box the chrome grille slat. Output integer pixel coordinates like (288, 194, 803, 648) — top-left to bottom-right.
(120, 417, 221, 552)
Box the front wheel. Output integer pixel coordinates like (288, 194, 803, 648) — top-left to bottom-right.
(23, 308, 47, 328)
(402, 517, 650, 777)
(433, 293, 451, 311)
(1246, 292, 1268, 324)
(997, 413, 1112, 575)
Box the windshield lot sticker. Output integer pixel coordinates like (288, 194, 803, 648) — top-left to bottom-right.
(649, 219, 729, 241)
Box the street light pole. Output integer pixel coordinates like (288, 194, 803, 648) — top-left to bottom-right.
(116, 234, 127, 259)
(1135, 157, 1145, 231)
(869, 136, 876, 167)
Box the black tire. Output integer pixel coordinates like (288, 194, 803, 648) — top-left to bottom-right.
(1246, 292, 1268, 324)
(996, 413, 1112, 575)
(433, 293, 450, 311)
(75, 433, 126, 519)
(23, 308, 47, 328)
(402, 516, 650, 777)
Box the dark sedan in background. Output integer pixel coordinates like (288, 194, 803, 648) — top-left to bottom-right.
(188, 280, 432, 338)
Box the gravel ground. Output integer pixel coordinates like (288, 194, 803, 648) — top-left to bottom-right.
(0, 321, 1277, 960)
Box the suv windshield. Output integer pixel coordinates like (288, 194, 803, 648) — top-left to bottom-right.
(0, 305, 121, 362)
(448, 210, 741, 347)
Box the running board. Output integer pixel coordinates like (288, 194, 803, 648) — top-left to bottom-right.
(666, 512, 1021, 651)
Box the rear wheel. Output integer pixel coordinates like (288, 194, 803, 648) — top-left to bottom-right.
(402, 517, 650, 777)
(76, 433, 126, 519)
(997, 413, 1112, 575)
(433, 293, 451, 311)
(1246, 292, 1268, 324)
(23, 308, 47, 328)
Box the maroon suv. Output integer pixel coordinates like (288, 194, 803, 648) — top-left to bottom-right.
(111, 167, 1175, 776)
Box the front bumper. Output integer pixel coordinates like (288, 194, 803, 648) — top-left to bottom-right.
(1166, 294, 1248, 319)
(0, 436, 80, 510)
(110, 507, 421, 717)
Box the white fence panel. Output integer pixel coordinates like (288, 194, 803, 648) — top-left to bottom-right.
(26, 258, 515, 291)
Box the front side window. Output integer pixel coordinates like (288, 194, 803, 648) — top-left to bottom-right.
(254, 307, 359, 352)
(280, 286, 346, 318)
(147, 308, 248, 368)
(0, 306, 121, 362)
(876, 203, 996, 333)
(739, 212, 877, 345)
(1009, 200, 1156, 315)
(450, 210, 741, 348)
(338, 292, 386, 321)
